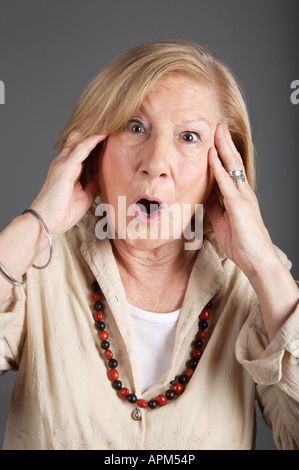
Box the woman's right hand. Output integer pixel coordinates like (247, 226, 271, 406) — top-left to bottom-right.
(30, 133, 107, 236)
(0, 133, 106, 300)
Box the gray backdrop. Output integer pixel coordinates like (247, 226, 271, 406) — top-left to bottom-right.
(0, 0, 298, 450)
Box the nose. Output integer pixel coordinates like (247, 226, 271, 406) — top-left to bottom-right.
(138, 134, 172, 180)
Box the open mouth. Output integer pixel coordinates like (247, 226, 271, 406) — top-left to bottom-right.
(135, 197, 161, 218)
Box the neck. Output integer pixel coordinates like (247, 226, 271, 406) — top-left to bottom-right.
(111, 239, 197, 312)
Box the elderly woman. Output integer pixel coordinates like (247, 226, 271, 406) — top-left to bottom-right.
(0, 40, 298, 450)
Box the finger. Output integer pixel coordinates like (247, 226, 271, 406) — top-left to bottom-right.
(214, 124, 245, 174)
(59, 133, 107, 163)
(67, 134, 107, 164)
(58, 131, 83, 157)
(208, 147, 260, 217)
(65, 130, 82, 147)
(208, 147, 239, 200)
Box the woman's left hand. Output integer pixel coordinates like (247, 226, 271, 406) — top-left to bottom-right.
(204, 123, 278, 280)
(205, 123, 299, 341)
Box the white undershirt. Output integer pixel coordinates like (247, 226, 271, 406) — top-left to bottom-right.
(129, 303, 181, 393)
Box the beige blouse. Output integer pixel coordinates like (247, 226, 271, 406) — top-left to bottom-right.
(0, 208, 299, 450)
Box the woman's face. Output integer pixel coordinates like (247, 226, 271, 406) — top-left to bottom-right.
(98, 73, 221, 249)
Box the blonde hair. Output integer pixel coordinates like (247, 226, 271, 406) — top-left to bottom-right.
(56, 40, 255, 192)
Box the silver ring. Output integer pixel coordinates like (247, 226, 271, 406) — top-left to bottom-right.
(229, 170, 246, 184)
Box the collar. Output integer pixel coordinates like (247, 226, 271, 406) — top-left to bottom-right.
(78, 205, 227, 396)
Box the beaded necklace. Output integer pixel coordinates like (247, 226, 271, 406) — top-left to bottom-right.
(91, 277, 212, 421)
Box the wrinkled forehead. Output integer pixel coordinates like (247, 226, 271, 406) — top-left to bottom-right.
(135, 74, 221, 128)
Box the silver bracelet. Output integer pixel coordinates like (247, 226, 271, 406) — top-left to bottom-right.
(22, 209, 53, 269)
(0, 210, 52, 286)
(0, 263, 27, 286)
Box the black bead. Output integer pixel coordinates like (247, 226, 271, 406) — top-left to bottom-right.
(127, 393, 137, 403)
(148, 399, 158, 409)
(178, 374, 188, 385)
(198, 319, 208, 330)
(166, 389, 176, 400)
(100, 340, 110, 350)
(108, 359, 118, 369)
(194, 338, 203, 349)
(95, 321, 105, 331)
(94, 301, 103, 311)
(189, 358, 198, 369)
(112, 380, 122, 390)
(91, 280, 100, 292)
(205, 300, 213, 309)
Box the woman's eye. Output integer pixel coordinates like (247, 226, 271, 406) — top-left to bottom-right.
(181, 131, 200, 143)
(125, 120, 145, 134)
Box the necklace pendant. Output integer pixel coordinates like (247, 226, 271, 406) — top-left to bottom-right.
(131, 407, 142, 421)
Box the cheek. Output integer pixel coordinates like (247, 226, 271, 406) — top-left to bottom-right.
(103, 137, 137, 175)
(176, 156, 213, 203)
(98, 138, 136, 201)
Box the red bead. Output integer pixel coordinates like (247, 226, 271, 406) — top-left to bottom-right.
(185, 368, 194, 378)
(104, 349, 113, 360)
(136, 399, 148, 408)
(156, 394, 167, 406)
(94, 311, 103, 321)
(92, 291, 102, 302)
(118, 387, 129, 399)
(197, 330, 206, 340)
(99, 330, 109, 341)
(192, 349, 202, 360)
(107, 369, 119, 381)
(199, 308, 210, 321)
(173, 383, 184, 395)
